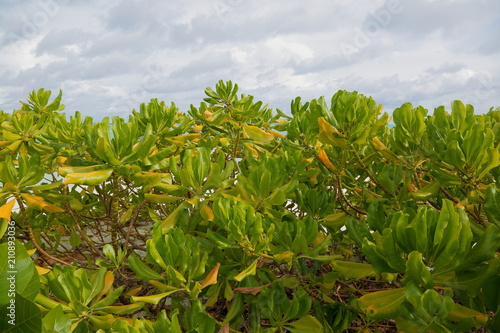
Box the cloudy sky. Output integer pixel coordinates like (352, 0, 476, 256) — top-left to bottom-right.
(1, 0, 499, 120)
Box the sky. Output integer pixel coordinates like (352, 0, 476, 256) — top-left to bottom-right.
(0, 0, 499, 120)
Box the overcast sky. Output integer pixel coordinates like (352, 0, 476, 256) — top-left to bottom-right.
(1, 0, 499, 120)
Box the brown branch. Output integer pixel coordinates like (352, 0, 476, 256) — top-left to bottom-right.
(123, 199, 148, 249)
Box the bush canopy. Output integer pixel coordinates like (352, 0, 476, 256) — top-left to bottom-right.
(0, 81, 499, 332)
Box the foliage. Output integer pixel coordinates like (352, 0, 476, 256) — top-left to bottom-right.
(0, 81, 499, 332)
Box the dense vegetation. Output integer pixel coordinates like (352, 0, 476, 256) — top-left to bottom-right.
(1, 81, 499, 332)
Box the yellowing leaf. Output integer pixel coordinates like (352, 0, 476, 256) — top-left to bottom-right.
(21, 194, 65, 213)
(318, 117, 347, 148)
(357, 288, 406, 321)
(56, 156, 68, 165)
(161, 204, 186, 233)
(95, 271, 115, 301)
(446, 303, 488, 326)
(321, 212, 348, 230)
(0, 199, 16, 220)
(234, 259, 259, 282)
(144, 193, 183, 204)
(58, 165, 108, 176)
(313, 232, 327, 247)
(372, 137, 400, 162)
(269, 130, 285, 138)
(35, 266, 51, 275)
(125, 286, 142, 296)
(173, 133, 201, 141)
(63, 169, 113, 185)
(200, 262, 220, 289)
(149, 280, 179, 293)
(332, 261, 377, 280)
(200, 205, 214, 221)
(131, 290, 181, 305)
(242, 124, 274, 142)
(96, 302, 145, 315)
(316, 150, 337, 171)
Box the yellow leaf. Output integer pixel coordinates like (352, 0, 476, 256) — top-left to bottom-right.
(357, 288, 406, 320)
(95, 271, 115, 301)
(200, 205, 214, 221)
(161, 204, 186, 234)
(149, 280, 179, 293)
(166, 139, 185, 147)
(200, 262, 220, 289)
(96, 302, 145, 315)
(170, 133, 201, 143)
(144, 193, 183, 204)
(234, 259, 259, 282)
(242, 124, 274, 142)
(372, 137, 400, 162)
(331, 260, 377, 280)
(131, 290, 181, 305)
(318, 117, 347, 148)
(313, 232, 327, 247)
(35, 266, 51, 275)
(63, 169, 113, 185)
(56, 156, 68, 165)
(269, 130, 285, 138)
(316, 150, 337, 171)
(321, 212, 348, 229)
(243, 143, 259, 157)
(125, 286, 142, 296)
(447, 303, 488, 326)
(0, 199, 16, 220)
(21, 194, 65, 213)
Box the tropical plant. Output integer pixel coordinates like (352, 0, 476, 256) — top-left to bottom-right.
(0, 82, 499, 332)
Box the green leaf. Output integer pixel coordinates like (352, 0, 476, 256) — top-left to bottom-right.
(84, 267, 107, 305)
(445, 140, 466, 171)
(0, 293, 42, 333)
(102, 244, 116, 264)
(485, 185, 500, 227)
(410, 181, 441, 201)
(0, 241, 40, 306)
(128, 253, 163, 281)
(453, 224, 500, 272)
(69, 229, 81, 247)
(284, 315, 324, 333)
(402, 251, 433, 289)
(42, 305, 71, 333)
(95, 302, 145, 315)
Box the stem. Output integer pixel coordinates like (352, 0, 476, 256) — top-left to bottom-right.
(16, 197, 71, 267)
(351, 145, 394, 198)
(123, 199, 148, 249)
(337, 175, 366, 216)
(65, 202, 106, 259)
